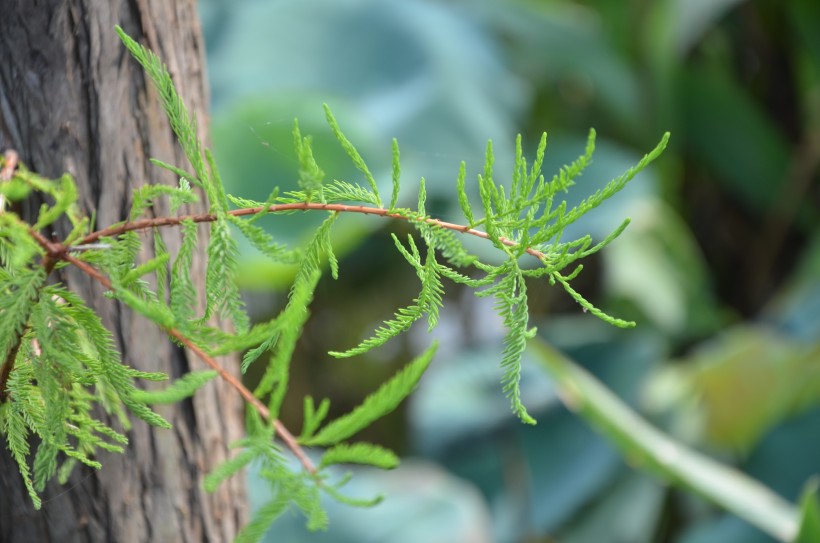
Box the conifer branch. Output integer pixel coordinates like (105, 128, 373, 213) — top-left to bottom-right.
(24, 229, 317, 475)
(75, 202, 551, 263)
(1, 28, 676, 536)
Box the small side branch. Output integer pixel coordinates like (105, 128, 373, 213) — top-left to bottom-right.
(75, 202, 549, 262)
(27, 232, 317, 475)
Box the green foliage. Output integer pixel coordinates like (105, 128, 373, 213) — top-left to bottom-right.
(795, 480, 820, 543)
(0, 27, 679, 543)
(319, 442, 400, 470)
(323, 103, 382, 207)
(131, 370, 219, 404)
(304, 343, 438, 446)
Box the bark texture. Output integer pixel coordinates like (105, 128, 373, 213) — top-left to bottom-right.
(0, 1, 246, 541)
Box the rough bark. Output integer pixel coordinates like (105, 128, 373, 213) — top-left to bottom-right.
(0, 1, 246, 541)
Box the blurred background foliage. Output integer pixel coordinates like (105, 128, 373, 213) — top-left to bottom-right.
(197, 0, 819, 541)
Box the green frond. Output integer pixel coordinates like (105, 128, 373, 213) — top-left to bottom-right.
(300, 395, 331, 440)
(490, 269, 537, 425)
(436, 262, 496, 288)
(542, 128, 595, 197)
(53, 285, 172, 429)
(322, 480, 384, 508)
(417, 177, 427, 217)
(421, 250, 444, 331)
(246, 186, 282, 225)
(148, 158, 202, 190)
(126, 368, 171, 381)
(328, 302, 423, 358)
(552, 271, 635, 328)
(67, 412, 129, 447)
(321, 180, 381, 206)
(153, 231, 169, 302)
(294, 480, 328, 532)
(110, 282, 176, 331)
(228, 214, 298, 264)
(0, 214, 44, 271)
(170, 219, 199, 322)
(306, 342, 437, 446)
(204, 148, 230, 214)
(227, 194, 267, 209)
(254, 272, 311, 412)
(131, 370, 218, 404)
(129, 183, 197, 219)
(120, 253, 170, 292)
(525, 132, 548, 197)
(115, 26, 206, 184)
(235, 492, 291, 543)
(2, 403, 41, 509)
(204, 448, 259, 493)
(0, 267, 45, 359)
(254, 213, 339, 414)
(32, 442, 59, 492)
(319, 442, 399, 470)
(204, 214, 248, 332)
(559, 132, 669, 229)
(416, 220, 477, 268)
(512, 134, 524, 202)
(575, 218, 631, 261)
(389, 138, 401, 211)
(323, 104, 382, 207)
(331, 229, 443, 357)
(392, 233, 422, 271)
(477, 142, 505, 248)
(328, 227, 430, 358)
(293, 119, 326, 203)
(95, 231, 141, 281)
(455, 161, 475, 226)
(33, 174, 78, 230)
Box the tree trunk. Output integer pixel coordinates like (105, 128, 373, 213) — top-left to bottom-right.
(0, 2, 246, 541)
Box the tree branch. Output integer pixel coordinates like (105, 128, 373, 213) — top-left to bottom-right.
(26, 230, 317, 475)
(75, 202, 550, 262)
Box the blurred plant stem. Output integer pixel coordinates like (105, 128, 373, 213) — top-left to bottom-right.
(530, 338, 799, 542)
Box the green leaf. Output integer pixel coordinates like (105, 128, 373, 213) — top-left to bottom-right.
(204, 448, 258, 493)
(2, 403, 41, 509)
(319, 442, 399, 470)
(33, 174, 78, 230)
(235, 492, 291, 543)
(795, 479, 820, 543)
(131, 370, 218, 404)
(299, 395, 331, 440)
(204, 213, 248, 332)
(292, 118, 326, 202)
(389, 138, 401, 211)
(170, 219, 198, 322)
(530, 339, 800, 542)
(323, 103, 382, 207)
(115, 26, 206, 184)
(305, 342, 437, 446)
(0, 268, 46, 360)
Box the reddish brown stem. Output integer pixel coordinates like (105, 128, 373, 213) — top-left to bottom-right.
(76, 202, 549, 262)
(23, 198, 549, 471)
(0, 149, 18, 180)
(27, 231, 317, 475)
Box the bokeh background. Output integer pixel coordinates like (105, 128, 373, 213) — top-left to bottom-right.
(197, 1, 820, 541)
